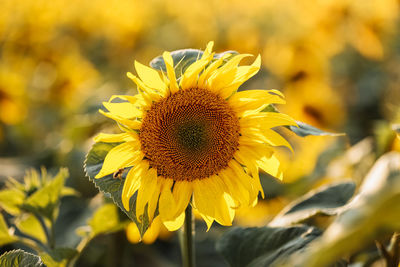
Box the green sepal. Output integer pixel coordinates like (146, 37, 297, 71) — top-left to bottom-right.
(84, 142, 151, 237)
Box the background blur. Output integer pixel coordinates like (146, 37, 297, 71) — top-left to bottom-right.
(0, 0, 400, 266)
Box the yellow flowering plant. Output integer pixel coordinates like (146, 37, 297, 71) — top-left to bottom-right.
(84, 42, 346, 266)
(85, 42, 298, 236)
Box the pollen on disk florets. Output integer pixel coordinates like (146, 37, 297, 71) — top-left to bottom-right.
(139, 88, 240, 181)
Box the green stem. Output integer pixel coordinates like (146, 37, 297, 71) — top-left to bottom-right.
(67, 237, 90, 267)
(180, 205, 196, 267)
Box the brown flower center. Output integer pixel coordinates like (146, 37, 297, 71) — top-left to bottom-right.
(139, 88, 240, 181)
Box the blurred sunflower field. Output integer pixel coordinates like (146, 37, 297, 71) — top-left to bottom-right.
(1, 0, 400, 266)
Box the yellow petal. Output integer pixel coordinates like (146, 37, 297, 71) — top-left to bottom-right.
(102, 101, 142, 119)
(147, 179, 162, 222)
(136, 168, 159, 222)
(163, 52, 179, 94)
(240, 112, 297, 129)
(211, 179, 235, 226)
(228, 160, 259, 203)
(172, 181, 193, 218)
(121, 160, 148, 210)
(99, 109, 142, 129)
(126, 216, 162, 244)
(257, 154, 284, 180)
(142, 216, 162, 244)
(218, 55, 261, 99)
(202, 41, 214, 58)
(236, 143, 273, 162)
(234, 148, 265, 199)
(109, 94, 144, 105)
(214, 199, 233, 226)
(242, 129, 293, 152)
(93, 132, 138, 143)
(207, 177, 233, 226)
(163, 211, 185, 231)
(127, 72, 162, 102)
(192, 176, 234, 226)
(159, 179, 176, 222)
(222, 193, 236, 221)
(180, 52, 213, 89)
(192, 178, 217, 219)
(95, 142, 143, 178)
(134, 60, 167, 96)
(198, 54, 231, 88)
(126, 222, 141, 244)
(219, 53, 253, 73)
(193, 209, 214, 231)
(261, 129, 293, 152)
(229, 89, 286, 116)
(207, 54, 252, 96)
(219, 169, 249, 207)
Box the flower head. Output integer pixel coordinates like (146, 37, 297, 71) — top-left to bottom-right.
(94, 42, 296, 231)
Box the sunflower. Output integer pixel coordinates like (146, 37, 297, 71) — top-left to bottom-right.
(93, 42, 296, 231)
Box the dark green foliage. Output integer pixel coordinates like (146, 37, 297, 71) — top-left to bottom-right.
(216, 225, 321, 267)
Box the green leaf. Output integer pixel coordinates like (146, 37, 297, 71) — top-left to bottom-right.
(0, 249, 45, 267)
(39, 248, 77, 267)
(15, 214, 47, 244)
(88, 203, 127, 238)
(0, 213, 18, 246)
(150, 48, 237, 79)
(0, 189, 25, 216)
(216, 225, 321, 267)
(288, 121, 344, 137)
(84, 142, 149, 236)
(21, 168, 69, 220)
(291, 152, 400, 267)
(270, 181, 356, 227)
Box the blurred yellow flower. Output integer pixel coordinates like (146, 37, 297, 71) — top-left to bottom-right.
(235, 198, 287, 227)
(320, 0, 399, 60)
(282, 79, 346, 129)
(0, 65, 27, 125)
(277, 135, 336, 183)
(94, 42, 296, 232)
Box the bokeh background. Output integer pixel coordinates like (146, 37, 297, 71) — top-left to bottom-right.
(1, 0, 400, 266)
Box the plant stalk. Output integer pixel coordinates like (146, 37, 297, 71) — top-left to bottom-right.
(180, 205, 196, 267)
